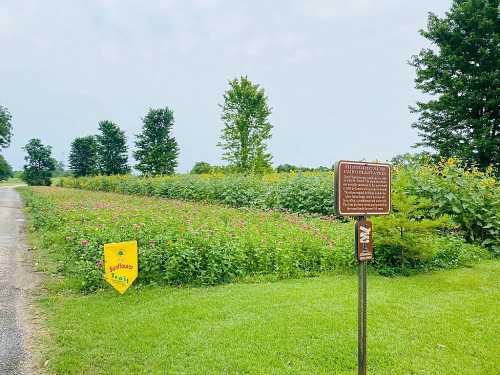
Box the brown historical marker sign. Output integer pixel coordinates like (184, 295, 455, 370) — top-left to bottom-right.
(356, 220, 373, 261)
(335, 161, 391, 216)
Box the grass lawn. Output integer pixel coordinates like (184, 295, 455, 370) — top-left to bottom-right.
(0, 177, 24, 187)
(38, 261, 500, 374)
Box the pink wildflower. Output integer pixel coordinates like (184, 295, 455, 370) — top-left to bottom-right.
(81, 240, 89, 247)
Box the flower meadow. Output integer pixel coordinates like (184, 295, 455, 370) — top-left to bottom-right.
(57, 161, 500, 254)
(57, 172, 336, 215)
(20, 185, 490, 292)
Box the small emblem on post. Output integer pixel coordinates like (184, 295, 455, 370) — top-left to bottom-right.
(356, 220, 373, 261)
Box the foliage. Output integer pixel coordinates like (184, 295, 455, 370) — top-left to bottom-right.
(276, 164, 298, 173)
(373, 170, 458, 275)
(218, 76, 273, 173)
(389, 152, 434, 167)
(190, 161, 212, 174)
(52, 161, 72, 177)
(0, 154, 13, 180)
(58, 160, 500, 256)
(397, 158, 500, 255)
(22, 138, 56, 186)
(96, 120, 130, 175)
(20, 187, 354, 291)
(58, 172, 337, 216)
(276, 164, 332, 173)
(20, 186, 489, 293)
(410, 0, 500, 173)
(69, 136, 98, 177)
(0, 105, 13, 149)
(134, 107, 179, 175)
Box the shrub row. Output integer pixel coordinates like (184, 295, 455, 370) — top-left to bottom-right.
(57, 172, 336, 216)
(20, 187, 489, 292)
(57, 162, 500, 253)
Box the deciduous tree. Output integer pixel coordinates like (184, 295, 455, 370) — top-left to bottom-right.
(96, 121, 130, 175)
(22, 138, 56, 186)
(218, 76, 273, 173)
(69, 136, 98, 177)
(410, 0, 500, 173)
(0, 155, 13, 180)
(190, 161, 212, 174)
(134, 108, 179, 175)
(0, 105, 13, 149)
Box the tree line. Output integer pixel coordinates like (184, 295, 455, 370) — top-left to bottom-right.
(16, 76, 275, 185)
(1, 0, 498, 184)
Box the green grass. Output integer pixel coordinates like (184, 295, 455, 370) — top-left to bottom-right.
(38, 262, 500, 374)
(0, 177, 24, 187)
(19, 187, 498, 373)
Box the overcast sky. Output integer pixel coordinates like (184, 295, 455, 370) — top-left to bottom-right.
(0, 0, 450, 172)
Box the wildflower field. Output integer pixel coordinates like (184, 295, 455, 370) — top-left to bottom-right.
(20, 183, 489, 292)
(58, 160, 500, 254)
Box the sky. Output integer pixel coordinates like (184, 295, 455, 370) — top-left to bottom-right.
(0, 0, 451, 172)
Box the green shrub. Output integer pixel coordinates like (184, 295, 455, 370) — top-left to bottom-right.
(396, 159, 500, 254)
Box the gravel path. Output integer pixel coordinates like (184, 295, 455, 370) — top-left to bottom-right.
(0, 187, 39, 374)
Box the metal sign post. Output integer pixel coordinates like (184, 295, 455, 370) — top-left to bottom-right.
(334, 161, 391, 375)
(356, 216, 370, 375)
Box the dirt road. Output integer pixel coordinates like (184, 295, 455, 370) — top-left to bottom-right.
(0, 187, 38, 374)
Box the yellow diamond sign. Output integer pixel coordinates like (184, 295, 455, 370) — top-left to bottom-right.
(104, 240, 138, 294)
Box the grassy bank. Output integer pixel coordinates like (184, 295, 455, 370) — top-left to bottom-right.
(37, 262, 500, 374)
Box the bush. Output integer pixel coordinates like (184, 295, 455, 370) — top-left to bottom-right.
(396, 159, 500, 255)
(190, 161, 212, 174)
(0, 154, 13, 180)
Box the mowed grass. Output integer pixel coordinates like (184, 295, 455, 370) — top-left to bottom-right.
(0, 177, 24, 187)
(39, 261, 500, 374)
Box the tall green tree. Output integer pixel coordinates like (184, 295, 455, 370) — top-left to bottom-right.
(410, 0, 500, 172)
(217, 76, 273, 173)
(96, 120, 130, 175)
(134, 107, 179, 175)
(0, 105, 13, 149)
(0, 155, 13, 181)
(22, 138, 56, 186)
(69, 136, 98, 177)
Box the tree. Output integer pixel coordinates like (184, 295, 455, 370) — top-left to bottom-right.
(217, 76, 273, 173)
(0, 105, 13, 149)
(190, 161, 212, 174)
(276, 164, 298, 173)
(410, 0, 500, 173)
(52, 160, 71, 177)
(22, 138, 56, 186)
(96, 120, 130, 175)
(0, 155, 13, 180)
(134, 108, 179, 175)
(69, 136, 98, 177)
